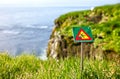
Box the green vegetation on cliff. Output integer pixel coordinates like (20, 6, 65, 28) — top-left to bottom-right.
(48, 3, 120, 58)
(55, 4, 120, 53)
(0, 53, 120, 79)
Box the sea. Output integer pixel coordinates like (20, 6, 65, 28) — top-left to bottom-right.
(0, 7, 91, 59)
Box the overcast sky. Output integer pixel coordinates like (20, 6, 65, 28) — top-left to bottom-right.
(0, 0, 120, 7)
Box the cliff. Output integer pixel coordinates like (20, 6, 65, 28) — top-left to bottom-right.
(47, 3, 120, 60)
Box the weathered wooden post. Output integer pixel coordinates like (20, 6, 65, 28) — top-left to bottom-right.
(72, 26, 93, 79)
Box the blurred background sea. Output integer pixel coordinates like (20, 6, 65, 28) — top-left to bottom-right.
(0, 7, 91, 58)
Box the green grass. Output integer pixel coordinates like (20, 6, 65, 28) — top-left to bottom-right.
(52, 3, 120, 53)
(0, 53, 120, 79)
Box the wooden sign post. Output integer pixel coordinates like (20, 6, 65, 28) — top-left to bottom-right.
(72, 26, 93, 79)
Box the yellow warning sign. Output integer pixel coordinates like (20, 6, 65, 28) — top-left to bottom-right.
(72, 27, 93, 42)
(76, 29, 91, 40)
(79, 31, 90, 39)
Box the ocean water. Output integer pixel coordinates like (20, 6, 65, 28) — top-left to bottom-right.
(0, 7, 91, 57)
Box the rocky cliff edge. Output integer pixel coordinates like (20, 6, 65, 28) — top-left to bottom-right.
(47, 3, 120, 60)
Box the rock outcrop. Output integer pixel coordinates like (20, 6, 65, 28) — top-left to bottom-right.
(47, 3, 120, 60)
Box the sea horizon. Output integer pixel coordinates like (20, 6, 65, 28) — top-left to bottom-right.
(0, 7, 91, 59)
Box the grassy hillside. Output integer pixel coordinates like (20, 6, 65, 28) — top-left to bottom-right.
(47, 3, 120, 59)
(0, 53, 120, 79)
(55, 3, 120, 53)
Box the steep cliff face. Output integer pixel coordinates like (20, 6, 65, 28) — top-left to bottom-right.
(47, 4, 120, 60)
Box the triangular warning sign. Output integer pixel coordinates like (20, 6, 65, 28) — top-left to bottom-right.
(76, 29, 92, 40)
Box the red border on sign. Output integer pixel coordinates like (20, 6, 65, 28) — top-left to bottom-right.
(75, 29, 92, 40)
